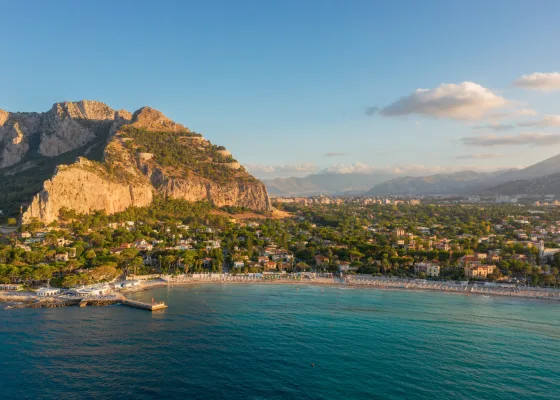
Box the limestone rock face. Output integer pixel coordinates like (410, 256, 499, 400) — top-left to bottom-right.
(130, 107, 189, 133)
(143, 165, 271, 211)
(38, 101, 117, 157)
(22, 158, 153, 224)
(0, 111, 41, 167)
(0, 100, 121, 167)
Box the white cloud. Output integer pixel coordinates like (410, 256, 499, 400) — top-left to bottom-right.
(246, 163, 319, 178)
(372, 82, 509, 120)
(485, 108, 538, 120)
(517, 115, 560, 127)
(473, 123, 515, 131)
(461, 132, 560, 147)
(513, 72, 560, 92)
(456, 153, 505, 160)
(513, 108, 538, 117)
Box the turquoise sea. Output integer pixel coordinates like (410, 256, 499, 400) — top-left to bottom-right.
(1, 284, 559, 399)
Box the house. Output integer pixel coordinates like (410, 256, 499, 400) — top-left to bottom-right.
(464, 264, 495, 279)
(277, 262, 291, 271)
(55, 253, 69, 262)
(57, 237, 71, 247)
(265, 261, 277, 271)
(315, 255, 330, 266)
(394, 228, 405, 237)
(134, 239, 153, 251)
(233, 261, 245, 269)
(37, 287, 61, 297)
(414, 261, 440, 277)
(338, 261, 352, 272)
(0, 283, 23, 291)
(258, 256, 269, 263)
(19, 232, 31, 239)
(461, 256, 482, 267)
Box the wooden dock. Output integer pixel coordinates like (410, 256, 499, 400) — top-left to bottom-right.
(122, 299, 168, 311)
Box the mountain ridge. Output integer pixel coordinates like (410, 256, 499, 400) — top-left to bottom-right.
(0, 100, 270, 222)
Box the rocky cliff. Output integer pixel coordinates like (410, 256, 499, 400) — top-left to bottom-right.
(0, 100, 119, 168)
(0, 100, 271, 223)
(23, 158, 153, 223)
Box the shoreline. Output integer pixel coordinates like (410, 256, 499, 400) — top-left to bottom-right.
(3, 276, 560, 310)
(122, 276, 560, 303)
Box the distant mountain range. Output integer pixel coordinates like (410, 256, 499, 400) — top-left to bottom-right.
(264, 172, 403, 196)
(265, 153, 560, 197)
(369, 153, 560, 196)
(482, 172, 560, 196)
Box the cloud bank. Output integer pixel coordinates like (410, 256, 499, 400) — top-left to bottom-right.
(517, 115, 560, 127)
(370, 82, 509, 120)
(245, 163, 319, 178)
(473, 123, 515, 131)
(513, 72, 560, 92)
(461, 132, 560, 147)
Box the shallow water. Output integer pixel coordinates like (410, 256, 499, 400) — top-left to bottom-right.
(1, 284, 559, 399)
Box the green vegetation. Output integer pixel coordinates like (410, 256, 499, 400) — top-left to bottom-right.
(120, 126, 256, 183)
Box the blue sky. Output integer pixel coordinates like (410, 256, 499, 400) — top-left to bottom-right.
(1, 0, 560, 178)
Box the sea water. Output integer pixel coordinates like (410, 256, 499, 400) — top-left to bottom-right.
(1, 284, 559, 399)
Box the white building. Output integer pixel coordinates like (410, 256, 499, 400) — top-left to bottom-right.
(0, 284, 23, 291)
(37, 288, 61, 297)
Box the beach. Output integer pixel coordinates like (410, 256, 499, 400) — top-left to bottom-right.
(3, 273, 560, 310)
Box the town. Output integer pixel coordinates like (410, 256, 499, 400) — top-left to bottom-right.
(2, 196, 560, 306)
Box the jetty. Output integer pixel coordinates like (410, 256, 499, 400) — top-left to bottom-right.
(122, 298, 168, 311)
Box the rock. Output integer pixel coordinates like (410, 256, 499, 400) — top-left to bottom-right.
(9, 100, 271, 222)
(38, 101, 117, 157)
(0, 100, 120, 167)
(0, 111, 41, 167)
(23, 158, 153, 223)
(130, 106, 189, 133)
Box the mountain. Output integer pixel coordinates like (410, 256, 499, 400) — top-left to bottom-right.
(0, 101, 270, 223)
(366, 171, 500, 196)
(490, 153, 560, 182)
(483, 172, 560, 196)
(367, 153, 560, 196)
(264, 172, 401, 197)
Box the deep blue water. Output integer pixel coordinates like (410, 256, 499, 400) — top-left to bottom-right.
(1, 284, 559, 400)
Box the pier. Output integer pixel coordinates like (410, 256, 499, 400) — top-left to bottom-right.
(122, 299, 168, 311)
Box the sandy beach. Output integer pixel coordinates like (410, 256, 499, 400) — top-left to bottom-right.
(3, 274, 560, 309)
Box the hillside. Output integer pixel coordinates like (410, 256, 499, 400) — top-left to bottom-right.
(366, 171, 500, 196)
(482, 172, 560, 196)
(264, 172, 401, 196)
(367, 153, 560, 196)
(0, 101, 270, 222)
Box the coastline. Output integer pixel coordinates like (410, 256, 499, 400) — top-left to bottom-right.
(121, 276, 560, 302)
(3, 276, 560, 310)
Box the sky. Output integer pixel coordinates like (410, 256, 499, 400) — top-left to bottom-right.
(1, 0, 560, 179)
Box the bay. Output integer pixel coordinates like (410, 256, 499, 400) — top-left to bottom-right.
(1, 284, 559, 399)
